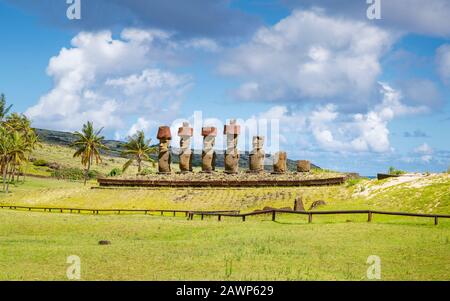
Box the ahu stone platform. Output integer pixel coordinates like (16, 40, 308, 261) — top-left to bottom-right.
(97, 172, 346, 188)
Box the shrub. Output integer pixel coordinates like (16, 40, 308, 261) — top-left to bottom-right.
(51, 168, 85, 180)
(88, 170, 103, 179)
(33, 159, 49, 167)
(51, 168, 103, 181)
(388, 166, 406, 176)
(138, 168, 154, 176)
(108, 168, 122, 177)
(346, 178, 362, 187)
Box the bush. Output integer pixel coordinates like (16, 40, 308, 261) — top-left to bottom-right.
(138, 168, 154, 176)
(88, 170, 103, 179)
(33, 159, 49, 167)
(388, 166, 406, 176)
(51, 167, 85, 180)
(346, 178, 363, 187)
(51, 168, 103, 180)
(108, 168, 122, 177)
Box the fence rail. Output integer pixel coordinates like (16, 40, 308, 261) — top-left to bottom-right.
(188, 209, 450, 225)
(0, 205, 239, 216)
(1, 205, 449, 225)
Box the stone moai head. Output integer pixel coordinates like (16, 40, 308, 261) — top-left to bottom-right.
(249, 136, 265, 173)
(224, 119, 240, 173)
(177, 122, 193, 173)
(224, 119, 240, 151)
(201, 126, 217, 173)
(252, 136, 265, 150)
(297, 160, 311, 172)
(178, 122, 193, 149)
(157, 126, 172, 173)
(273, 151, 287, 173)
(202, 126, 217, 150)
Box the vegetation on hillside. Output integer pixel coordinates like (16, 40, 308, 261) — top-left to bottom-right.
(0, 95, 39, 193)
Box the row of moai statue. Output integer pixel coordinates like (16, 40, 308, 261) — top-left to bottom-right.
(156, 120, 311, 174)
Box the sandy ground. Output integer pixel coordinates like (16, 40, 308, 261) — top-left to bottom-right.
(354, 173, 449, 198)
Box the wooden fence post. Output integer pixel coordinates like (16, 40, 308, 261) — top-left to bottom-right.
(435, 216, 438, 225)
(308, 213, 312, 223)
(272, 211, 276, 222)
(201, 214, 204, 220)
(242, 216, 246, 222)
(218, 215, 222, 222)
(368, 211, 372, 222)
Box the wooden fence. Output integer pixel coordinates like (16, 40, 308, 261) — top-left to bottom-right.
(1, 205, 449, 225)
(0, 205, 238, 217)
(188, 209, 450, 225)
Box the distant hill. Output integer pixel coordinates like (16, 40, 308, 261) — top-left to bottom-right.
(35, 128, 320, 171)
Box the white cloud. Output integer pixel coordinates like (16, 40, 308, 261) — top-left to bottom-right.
(25, 29, 194, 132)
(254, 82, 428, 154)
(183, 38, 221, 52)
(436, 44, 450, 84)
(219, 10, 394, 104)
(127, 117, 153, 137)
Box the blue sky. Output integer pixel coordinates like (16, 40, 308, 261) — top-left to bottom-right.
(0, 0, 449, 175)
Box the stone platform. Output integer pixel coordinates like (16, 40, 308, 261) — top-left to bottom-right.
(97, 172, 346, 188)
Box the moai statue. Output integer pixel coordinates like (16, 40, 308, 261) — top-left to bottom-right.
(297, 160, 311, 172)
(273, 151, 287, 173)
(201, 127, 217, 173)
(249, 136, 265, 173)
(224, 119, 240, 174)
(178, 122, 193, 173)
(157, 126, 172, 174)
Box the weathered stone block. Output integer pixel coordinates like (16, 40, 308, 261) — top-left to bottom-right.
(297, 160, 311, 172)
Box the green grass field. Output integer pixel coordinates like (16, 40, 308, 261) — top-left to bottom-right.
(1, 210, 449, 280)
(0, 174, 449, 280)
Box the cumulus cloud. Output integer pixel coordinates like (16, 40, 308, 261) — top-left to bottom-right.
(219, 10, 394, 106)
(414, 143, 433, 162)
(25, 29, 194, 133)
(436, 44, 450, 84)
(254, 82, 428, 154)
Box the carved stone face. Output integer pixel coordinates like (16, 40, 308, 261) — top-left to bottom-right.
(252, 136, 264, 150)
(159, 138, 170, 152)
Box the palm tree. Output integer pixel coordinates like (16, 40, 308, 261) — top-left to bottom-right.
(0, 94, 12, 122)
(0, 127, 12, 192)
(122, 131, 157, 174)
(6, 131, 26, 192)
(71, 121, 108, 185)
(4, 113, 40, 182)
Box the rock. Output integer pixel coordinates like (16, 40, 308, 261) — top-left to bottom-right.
(297, 160, 311, 172)
(309, 200, 326, 210)
(294, 197, 305, 211)
(48, 162, 61, 170)
(98, 240, 111, 245)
